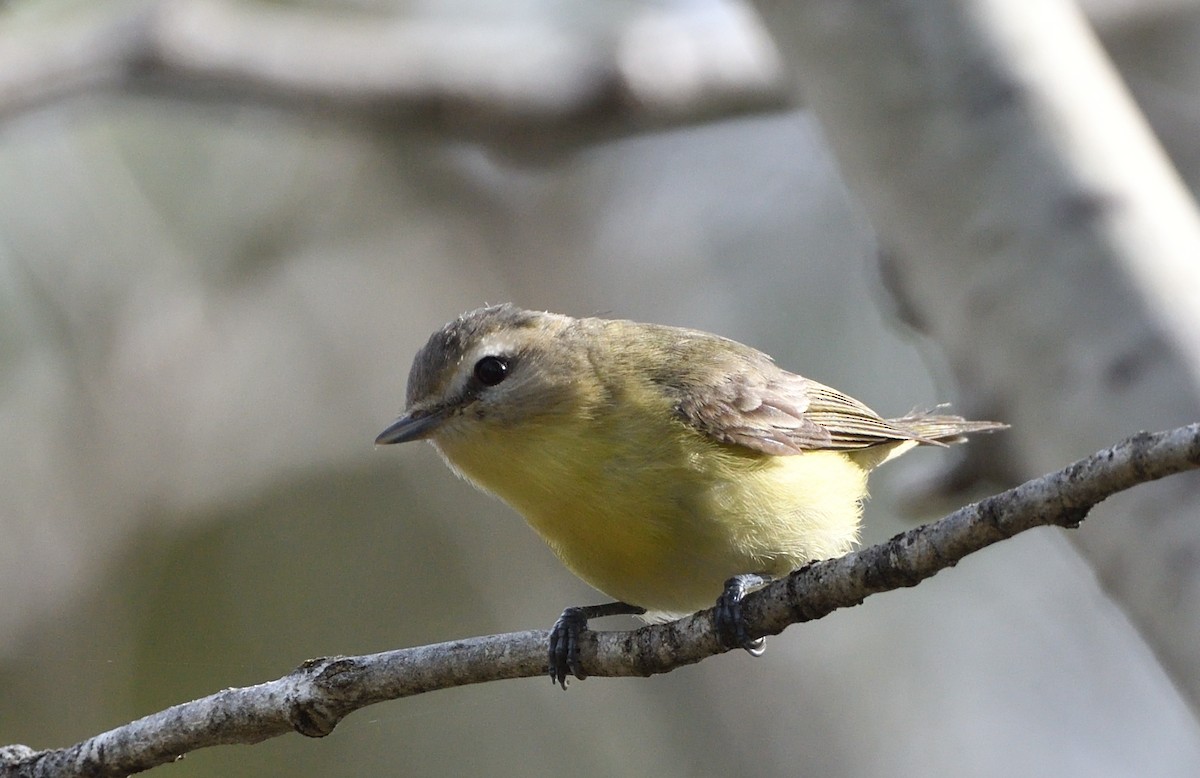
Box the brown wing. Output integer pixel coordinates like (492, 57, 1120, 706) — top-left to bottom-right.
(674, 367, 833, 455)
(659, 336, 954, 456)
(614, 320, 1002, 457)
(652, 328, 921, 456)
(676, 369, 932, 456)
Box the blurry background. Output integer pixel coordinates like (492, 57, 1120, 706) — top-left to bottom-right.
(3, 0, 1200, 775)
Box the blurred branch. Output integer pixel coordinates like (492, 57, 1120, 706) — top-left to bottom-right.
(1082, 0, 1200, 29)
(3, 424, 1198, 777)
(0, 0, 788, 137)
(748, 0, 1200, 709)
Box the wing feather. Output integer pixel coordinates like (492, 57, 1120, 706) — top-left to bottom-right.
(657, 334, 988, 455)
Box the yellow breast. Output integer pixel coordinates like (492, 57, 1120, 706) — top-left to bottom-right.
(434, 409, 867, 616)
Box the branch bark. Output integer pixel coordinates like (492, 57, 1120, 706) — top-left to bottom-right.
(3, 424, 1198, 777)
(0, 0, 787, 137)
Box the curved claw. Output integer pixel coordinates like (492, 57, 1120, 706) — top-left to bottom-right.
(715, 574, 769, 655)
(549, 607, 589, 689)
(547, 602, 646, 689)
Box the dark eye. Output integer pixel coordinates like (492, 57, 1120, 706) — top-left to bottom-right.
(473, 356, 509, 387)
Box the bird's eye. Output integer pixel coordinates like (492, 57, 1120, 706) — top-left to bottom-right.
(473, 356, 509, 387)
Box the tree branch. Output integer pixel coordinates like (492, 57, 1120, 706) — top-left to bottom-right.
(0, 0, 788, 136)
(3, 424, 1198, 777)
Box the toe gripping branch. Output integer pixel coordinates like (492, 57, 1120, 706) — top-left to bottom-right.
(548, 602, 645, 689)
(548, 575, 767, 689)
(715, 574, 768, 656)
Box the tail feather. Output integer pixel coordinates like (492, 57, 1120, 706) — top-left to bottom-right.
(888, 410, 1009, 446)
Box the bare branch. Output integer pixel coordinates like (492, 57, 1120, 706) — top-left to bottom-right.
(2, 424, 1198, 776)
(0, 0, 788, 135)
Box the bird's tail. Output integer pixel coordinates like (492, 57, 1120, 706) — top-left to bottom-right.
(888, 408, 1009, 446)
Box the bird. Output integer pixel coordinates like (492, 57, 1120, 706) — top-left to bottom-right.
(375, 304, 1006, 687)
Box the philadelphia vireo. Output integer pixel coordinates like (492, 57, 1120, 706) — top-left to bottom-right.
(376, 304, 1005, 687)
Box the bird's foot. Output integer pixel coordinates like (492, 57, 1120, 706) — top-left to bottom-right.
(715, 574, 768, 656)
(548, 602, 645, 689)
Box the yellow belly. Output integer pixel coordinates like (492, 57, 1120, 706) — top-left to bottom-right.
(435, 417, 867, 616)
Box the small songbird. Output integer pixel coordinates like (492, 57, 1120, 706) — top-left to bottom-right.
(376, 305, 1005, 687)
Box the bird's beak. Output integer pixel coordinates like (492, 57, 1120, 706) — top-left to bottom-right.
(375, 408, 446, 445)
